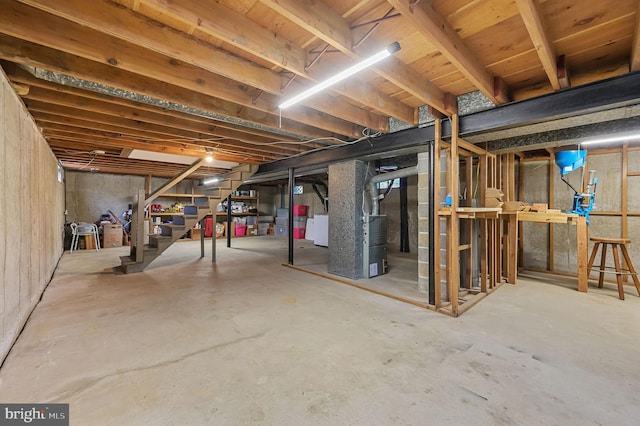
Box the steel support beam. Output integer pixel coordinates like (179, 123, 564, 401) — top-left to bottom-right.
(254, 71, 640, 179)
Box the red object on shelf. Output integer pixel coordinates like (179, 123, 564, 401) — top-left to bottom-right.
(293, 228, 305, 239)
(293, 204, 308, 216)
(204, 217, 213, 237)
(235, 224, 247, 236)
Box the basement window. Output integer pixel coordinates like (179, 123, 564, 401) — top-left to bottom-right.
(57, 164, 63, 183)
(293, 185, 304, 194)
(377, 178, 400, 190)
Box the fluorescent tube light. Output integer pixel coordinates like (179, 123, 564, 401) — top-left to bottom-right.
(203, 176, 221, 185)
(279, 42, 401, 110)
(580, 133, 640, 146)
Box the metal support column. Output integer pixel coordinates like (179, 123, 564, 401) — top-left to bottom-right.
(200, 217, 205, 258)
(288, 167, 295, 265)
(400, 177, 409, 253)
(212, 214, 216, 262)
(226, 194, 232, 248)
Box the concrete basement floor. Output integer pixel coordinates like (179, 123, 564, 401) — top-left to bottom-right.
(1, 237, 640, 425)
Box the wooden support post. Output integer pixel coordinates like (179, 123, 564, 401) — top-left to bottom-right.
(200, 218, 205, 258)
(577, 215, 588, 292)
(134, 189, 145, 263)
(507, 213, 518, 284)
(479, 154, 488, 292)
(465, 156, 473, 289)
(449, 114, 460, 316)
(145, 175, 152, 196)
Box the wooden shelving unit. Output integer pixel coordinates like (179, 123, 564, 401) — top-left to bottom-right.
(216, 195, 259, 238)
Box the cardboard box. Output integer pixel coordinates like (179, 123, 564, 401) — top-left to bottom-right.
(103, 224, 123, 247)
(83, 234, 96, 250)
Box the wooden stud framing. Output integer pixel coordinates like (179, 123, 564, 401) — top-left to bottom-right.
(433, 119, 442, 309)
(448, 114, 460, 316)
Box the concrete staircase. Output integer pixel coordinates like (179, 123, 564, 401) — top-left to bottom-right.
(114, 164, 257, 274)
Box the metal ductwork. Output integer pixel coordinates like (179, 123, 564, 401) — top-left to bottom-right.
(367, 165, 418, 215)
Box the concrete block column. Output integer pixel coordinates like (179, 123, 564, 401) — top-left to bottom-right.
(328, 160, 370, 279)
(417, 150, 448, 295)
(417, 152, 430, 293)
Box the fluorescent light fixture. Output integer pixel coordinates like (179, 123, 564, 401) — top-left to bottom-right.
(580, 132, 640, 146)
(278, 42, 401, 109)
(202, 176, 221, 185)
(127, 150, 238, 168)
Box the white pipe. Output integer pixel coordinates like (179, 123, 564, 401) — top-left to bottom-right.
(367, 165, 418, 216)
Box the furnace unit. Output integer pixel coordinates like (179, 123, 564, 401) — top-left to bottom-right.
(363, 215, 388, 278)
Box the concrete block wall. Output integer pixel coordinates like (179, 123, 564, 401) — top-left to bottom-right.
(271, 181, 329, 217)
(65, 174, 209, 224)
(65, 172, 146, 224)
(1, 67, 65, 363)
(417, 152, 429, 293)
(378, 174, 418, 254)
(520, 149, 640, 276)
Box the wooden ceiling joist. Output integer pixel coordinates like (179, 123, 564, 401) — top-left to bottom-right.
(0, 34, 348, 140)
(515, 0, 565, 90)
(30, 111, 288, 162)
(12, 0, 391, 132)
(4, 63, 307, 144)
(386, 0, 510, 105)
(141, 0, 414, 125)
(0, 0, 636, 177)
(21, 87, 314, 155)
(632, 1, 640, 71)
(259, 0, 455, 116)
(0, 2, 363, 138)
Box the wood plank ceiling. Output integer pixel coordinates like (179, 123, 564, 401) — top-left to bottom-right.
(0, 0, 638, 178)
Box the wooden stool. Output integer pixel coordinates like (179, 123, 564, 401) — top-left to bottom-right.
(587, 237, 640, 300)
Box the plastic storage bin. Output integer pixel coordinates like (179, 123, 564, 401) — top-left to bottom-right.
(293, 228, 306, 239)
(293, 217, 307, 228)
(235, 224, 247, 237)
(275, 225, 287, 237)
(293, 205, 308, 216)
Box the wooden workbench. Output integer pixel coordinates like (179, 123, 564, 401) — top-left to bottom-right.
(501, 211, 588, 292)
